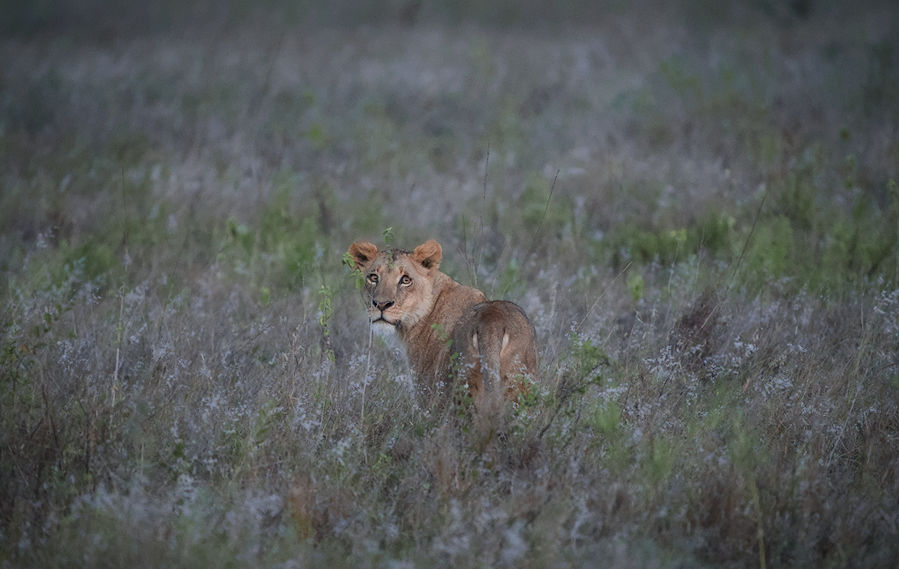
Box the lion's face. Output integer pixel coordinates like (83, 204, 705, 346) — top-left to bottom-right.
(348, 240, 443, 334)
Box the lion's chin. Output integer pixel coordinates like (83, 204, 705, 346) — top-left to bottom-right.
(371, 319, 398, 338)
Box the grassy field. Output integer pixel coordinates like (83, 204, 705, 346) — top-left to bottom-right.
(2, 1, 898, 567)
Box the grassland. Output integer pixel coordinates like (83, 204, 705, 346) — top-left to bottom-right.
(2, 1, 898, 567)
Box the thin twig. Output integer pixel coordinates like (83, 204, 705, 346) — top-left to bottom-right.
(362, 320, 374, 425)
(476, 142, 490, 281)
(523, 170, 560, 262)
(698, 189, 769, 333)
(360, 320, 374, 463)
(483, 142, 490, 201)
(728, 190, 768, 293)
(500, 170, 560, 299)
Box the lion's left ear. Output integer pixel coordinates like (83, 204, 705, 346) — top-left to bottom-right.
(412, 239, 442, 271)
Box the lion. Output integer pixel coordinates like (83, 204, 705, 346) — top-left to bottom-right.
(347, 239, 538, 409)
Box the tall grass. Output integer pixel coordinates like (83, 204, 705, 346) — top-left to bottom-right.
(2, 1, 898, 567)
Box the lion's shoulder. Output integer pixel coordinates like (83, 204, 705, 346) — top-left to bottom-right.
(431, 280, 487, 316)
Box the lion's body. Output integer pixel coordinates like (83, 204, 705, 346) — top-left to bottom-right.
(348, 239, 538, 407)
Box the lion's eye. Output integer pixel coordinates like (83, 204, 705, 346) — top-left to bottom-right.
(400, 275, 412, 286)
(367, 274, 379, 284)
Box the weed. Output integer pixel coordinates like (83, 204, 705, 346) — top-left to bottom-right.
(318, 285, 335, 362)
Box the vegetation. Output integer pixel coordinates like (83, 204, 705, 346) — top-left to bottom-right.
(2, 1, 898, 567)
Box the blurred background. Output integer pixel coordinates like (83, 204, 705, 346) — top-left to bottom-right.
(1, 0, 882, 34)
(3, 0, 897, 294)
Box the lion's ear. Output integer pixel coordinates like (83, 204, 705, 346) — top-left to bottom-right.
(348, 241, 379, 271)
(412, 239, 442, 270)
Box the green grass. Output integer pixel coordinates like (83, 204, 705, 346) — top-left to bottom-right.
(2, 1, 899, 567)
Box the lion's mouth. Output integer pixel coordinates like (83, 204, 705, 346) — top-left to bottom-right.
(372, 316, 399, 327)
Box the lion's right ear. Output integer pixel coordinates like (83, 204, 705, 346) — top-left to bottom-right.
(412, 239, 442, 271)
(348, 241, 379, 271)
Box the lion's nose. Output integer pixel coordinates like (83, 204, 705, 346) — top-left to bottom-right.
(373, 300, 394, 311)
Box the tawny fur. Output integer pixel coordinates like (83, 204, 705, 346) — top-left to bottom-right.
(348, 239, 538, 407)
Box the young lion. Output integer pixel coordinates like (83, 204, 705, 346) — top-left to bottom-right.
(348, 239, 538, 408)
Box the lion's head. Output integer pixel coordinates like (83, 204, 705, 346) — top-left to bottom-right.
(348, 239, 443, 335)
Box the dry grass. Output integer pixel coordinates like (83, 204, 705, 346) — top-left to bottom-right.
(2, 2, 899, 567)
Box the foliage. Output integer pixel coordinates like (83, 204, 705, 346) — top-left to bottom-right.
(2, 3, 899, 567)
